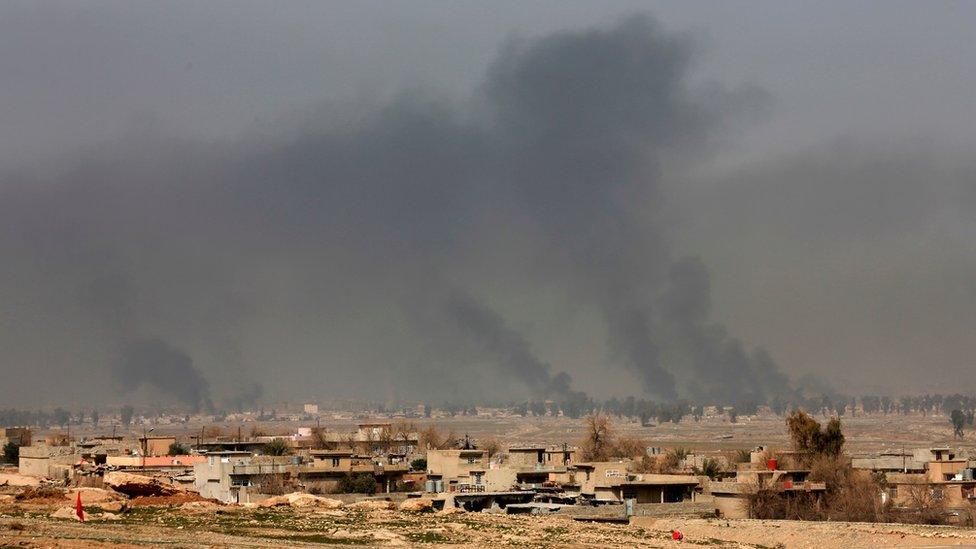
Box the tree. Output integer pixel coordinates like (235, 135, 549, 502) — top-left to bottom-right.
(950, 409, 966, 439)
(787, 410, 821, 453)
(419, 425, 457, 450)
(2, 441, 18, 464)
(693, 457, 722, 480)
(786, 410, 844, 460)
(578, 414, 614, 461)
(120, 405, 134, 427)
(53, 408, 70, 428)
(480, 438, 501, 459)
(410, 458, 427, 472)
(662, 447, 690, 473)
(262, 438, 292, 456)
(338, 473, 377, 494)
(390, 419, 417, 454)
(612, 436, 648, 460)
(90, 409, 99, 426)
(168, 442, 191, 456)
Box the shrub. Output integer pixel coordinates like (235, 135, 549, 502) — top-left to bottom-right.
(693, 457, 723, 480)
(337, 473, 377, 494)
(786, 410, 844, 461)
(2, 441, 19, 464)
(259, 474, 287, 496)
(262, 438, 292, 456)
(167, 442, 191, 456)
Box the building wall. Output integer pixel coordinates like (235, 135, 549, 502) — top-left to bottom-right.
(928, 461, 967, 483)
(426, 450, 488, 486)
(141, 437, 177, 457)
(544, 450, 574, 467)
(18, 457, 50, 478)
(484, 467, 517, 492)
(0, 428, 32, 446)
(18, 447, 79, 478)
(507, 450, 543, 469)
(577, 461, 631, 496)
(714, 493, 749, 519)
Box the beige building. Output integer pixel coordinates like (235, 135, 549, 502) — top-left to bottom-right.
(426, 449, 489, 492)
(572, 460, 699, 503)
(706, 452, 827, 519)
(313, 423, 419, 455)
(299, 450, 407, 493)
(18, 445, 79, 479)
(0, 427, 32, 447)
(139, 436, 178, 457)
(193, 451, 293, 504)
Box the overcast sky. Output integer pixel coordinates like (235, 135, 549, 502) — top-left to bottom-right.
(1, 1, 975, 407)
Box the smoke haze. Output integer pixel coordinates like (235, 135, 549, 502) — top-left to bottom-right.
(1, 3, 974, 406)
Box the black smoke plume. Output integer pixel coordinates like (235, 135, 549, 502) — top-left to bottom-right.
(113, 339, 213, 413)
(0, 13, 789, 406)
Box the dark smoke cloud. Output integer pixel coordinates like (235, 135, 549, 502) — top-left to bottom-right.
(114, 339, 213, 412)
(659, 257, 792, 405)
(445, 291, 573, 398)
(0, 13, 788, 406)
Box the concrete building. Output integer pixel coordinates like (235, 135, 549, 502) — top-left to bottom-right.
(504, 447, 572, 489)
(426, 449, 489, 492)
(313, 423, 419, 455)
(0, 427, 32, 447)
(571, 460, 699, 503)
(138, 436, 178, 457)
(107, 455, 206, 471)
(193, 451, 293, 504)
(705, 454, 827, 519)
(604, 474, 700, 503)
(18, 445, 79, 479)
(299, 450, 407, 493)
(852, 450, 927, 473)
(572, 460, 631, 500)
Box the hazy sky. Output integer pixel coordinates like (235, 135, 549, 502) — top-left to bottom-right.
(1, 1, 975, 407)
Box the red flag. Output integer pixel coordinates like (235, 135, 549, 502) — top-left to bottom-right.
(75, 491, 85, 522)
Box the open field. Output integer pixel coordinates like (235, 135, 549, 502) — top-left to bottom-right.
(58, 411, 972, 456)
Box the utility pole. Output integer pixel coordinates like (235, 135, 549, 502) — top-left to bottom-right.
(142, 427, 154, 468)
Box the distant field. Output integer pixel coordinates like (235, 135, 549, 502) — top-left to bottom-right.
(54, 411, 967, 455)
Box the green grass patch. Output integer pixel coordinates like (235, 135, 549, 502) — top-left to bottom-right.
(406, 530, 453, 543)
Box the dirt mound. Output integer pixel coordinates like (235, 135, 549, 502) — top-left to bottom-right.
(346, 500, 396, 511)
(49, 507, 82, 521)
(399, 498, 433, 512)
(67, 487, 126, 504)
(180, 500, 222, 511)
(16, 486, 66, 503)
(104, 472, 183, 497)
(258, 493, 344, 509)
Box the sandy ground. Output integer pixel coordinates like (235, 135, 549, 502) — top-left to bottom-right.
(5, 503, 976, 548)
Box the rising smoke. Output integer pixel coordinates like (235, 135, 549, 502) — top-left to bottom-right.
(0, 14, 792, 407)
(113, 339, 213, 412)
